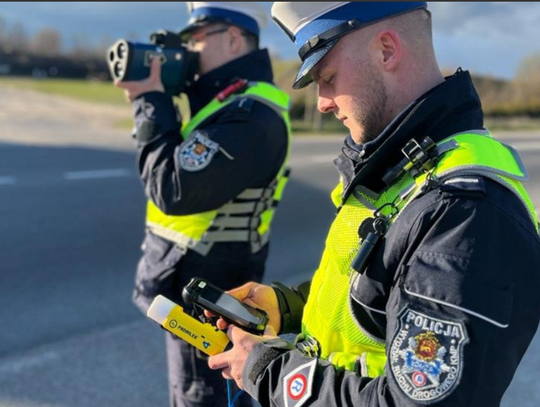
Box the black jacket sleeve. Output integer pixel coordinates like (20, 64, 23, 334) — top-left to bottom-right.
(133, 92, 288, 215)
(242, 178, 540, 407)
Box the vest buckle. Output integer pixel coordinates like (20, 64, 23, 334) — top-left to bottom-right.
(296, 335, 320, 357)
(383, 136, 438, 185)
(402, 137, 437, 177)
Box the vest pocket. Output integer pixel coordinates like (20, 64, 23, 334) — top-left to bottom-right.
(402, 252, 514, 329)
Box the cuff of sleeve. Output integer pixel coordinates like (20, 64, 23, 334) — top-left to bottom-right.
(272, 282, 305, 334)
(132, 92, 181, 145)
(242, 338, 295, 398)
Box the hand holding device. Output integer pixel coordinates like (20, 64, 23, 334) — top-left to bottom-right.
(208, 324, 278, 390)
(107, 30, 199, 96)
(182, 278, 270, 335)
(213, 281, 282, 334)
(114, 57, 164, 102)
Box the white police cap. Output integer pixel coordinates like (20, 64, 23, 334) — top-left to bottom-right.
(272, 2, 428, 89)
(180, 2, 268, 38)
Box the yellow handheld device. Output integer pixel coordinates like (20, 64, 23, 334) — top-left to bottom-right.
(147, 295, 230, 356)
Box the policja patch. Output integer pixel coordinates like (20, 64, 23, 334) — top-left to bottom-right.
(282, 359, 317, 407)
(390, 307, 469, 403)
(178, 131, 220, 172)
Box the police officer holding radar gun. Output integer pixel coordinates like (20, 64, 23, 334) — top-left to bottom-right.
(208, 2, 540, 406)
(112, 2, 291, 406)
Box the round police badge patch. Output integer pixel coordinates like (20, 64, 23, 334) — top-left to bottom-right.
(178, 131, 220, 172)
(412, 371, 427, 387)
(288, 374, 307, 400)
(390, 307, 469, 403)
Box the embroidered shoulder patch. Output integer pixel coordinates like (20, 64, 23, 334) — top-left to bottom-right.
(389, 307, 469, 403)
(283, 359, 317, 407)
(178, 131, 219, 172)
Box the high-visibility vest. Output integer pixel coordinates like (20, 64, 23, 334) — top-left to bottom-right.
(146, 82, 292, 256)
(302, 130, 539, 378)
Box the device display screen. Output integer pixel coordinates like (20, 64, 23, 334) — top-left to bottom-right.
(202, 286, 262, 324)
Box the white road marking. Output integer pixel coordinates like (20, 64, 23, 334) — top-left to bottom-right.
(0, 176, 16, 185)
(0, 350, 61, 375)
(0, 319, 142, 377)
(64, 169, 132, 180)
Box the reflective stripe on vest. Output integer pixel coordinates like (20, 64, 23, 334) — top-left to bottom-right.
(146, 82, 292, 256)
(302, 130, 539, 378)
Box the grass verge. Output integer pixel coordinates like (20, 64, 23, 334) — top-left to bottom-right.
(0, 76, 127, 106)
(2, 76, 540, 133)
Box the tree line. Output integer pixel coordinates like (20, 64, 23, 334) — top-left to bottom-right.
(0, 15, 117, 59)
(271, 54, 540, 128)
(1, 14, 539, 121)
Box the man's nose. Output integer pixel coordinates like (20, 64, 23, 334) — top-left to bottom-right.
(317, 95, 336, 114)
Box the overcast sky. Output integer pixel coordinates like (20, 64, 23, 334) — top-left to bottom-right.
(1, 2, 539, 80)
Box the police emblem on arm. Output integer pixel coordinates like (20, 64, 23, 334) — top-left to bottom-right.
(282, 359, 317, 407)
(390, 307, 469, 403)
(178, 131, 220, 172)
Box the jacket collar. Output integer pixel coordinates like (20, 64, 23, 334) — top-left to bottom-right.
(185, 49, 274, 116)
(336, 69, 485, 200)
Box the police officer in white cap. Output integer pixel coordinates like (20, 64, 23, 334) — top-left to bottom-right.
(208, 2, 540, 407)
(116, 2, 291, 406)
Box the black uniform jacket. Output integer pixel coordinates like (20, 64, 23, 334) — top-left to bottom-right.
(134, 49, 288, 214)
(244, 70, 540, 407)
(131, 50, 289, 311)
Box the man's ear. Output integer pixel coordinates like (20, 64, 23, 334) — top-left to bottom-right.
(227, 26, 243, 54)
(376, 29, 402, 72)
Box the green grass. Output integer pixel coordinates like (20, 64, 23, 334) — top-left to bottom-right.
(0, 76, 127, 106)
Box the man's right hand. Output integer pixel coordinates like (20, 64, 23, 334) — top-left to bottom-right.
(209, 282, 282, 334)
(115, 57, 165, 102)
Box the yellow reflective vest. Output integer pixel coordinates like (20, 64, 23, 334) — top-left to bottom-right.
(302, 130, 539, 378)
(146, 82, 292, 256)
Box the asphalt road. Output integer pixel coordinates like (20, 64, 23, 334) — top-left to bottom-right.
(1, 88, 540, 407)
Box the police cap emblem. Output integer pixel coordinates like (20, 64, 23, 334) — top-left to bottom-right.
(390, 307, 469, 403)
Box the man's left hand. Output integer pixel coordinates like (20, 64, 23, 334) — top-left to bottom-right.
(115, 57, 165, 102)
(208, 324, 278, 389)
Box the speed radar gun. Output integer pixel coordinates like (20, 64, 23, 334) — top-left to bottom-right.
(106, 30, 199, 96)
(147, 295, 230, 356)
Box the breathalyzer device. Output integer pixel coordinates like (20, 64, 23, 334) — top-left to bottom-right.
(147, 295, 230, 356)
(183, 277, 269, 335)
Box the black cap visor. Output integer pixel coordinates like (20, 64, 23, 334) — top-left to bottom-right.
(293, 39, 339, 89)
(179, 17, 231, 40)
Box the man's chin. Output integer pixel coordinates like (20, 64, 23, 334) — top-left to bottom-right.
(349, 130, 364, 145)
